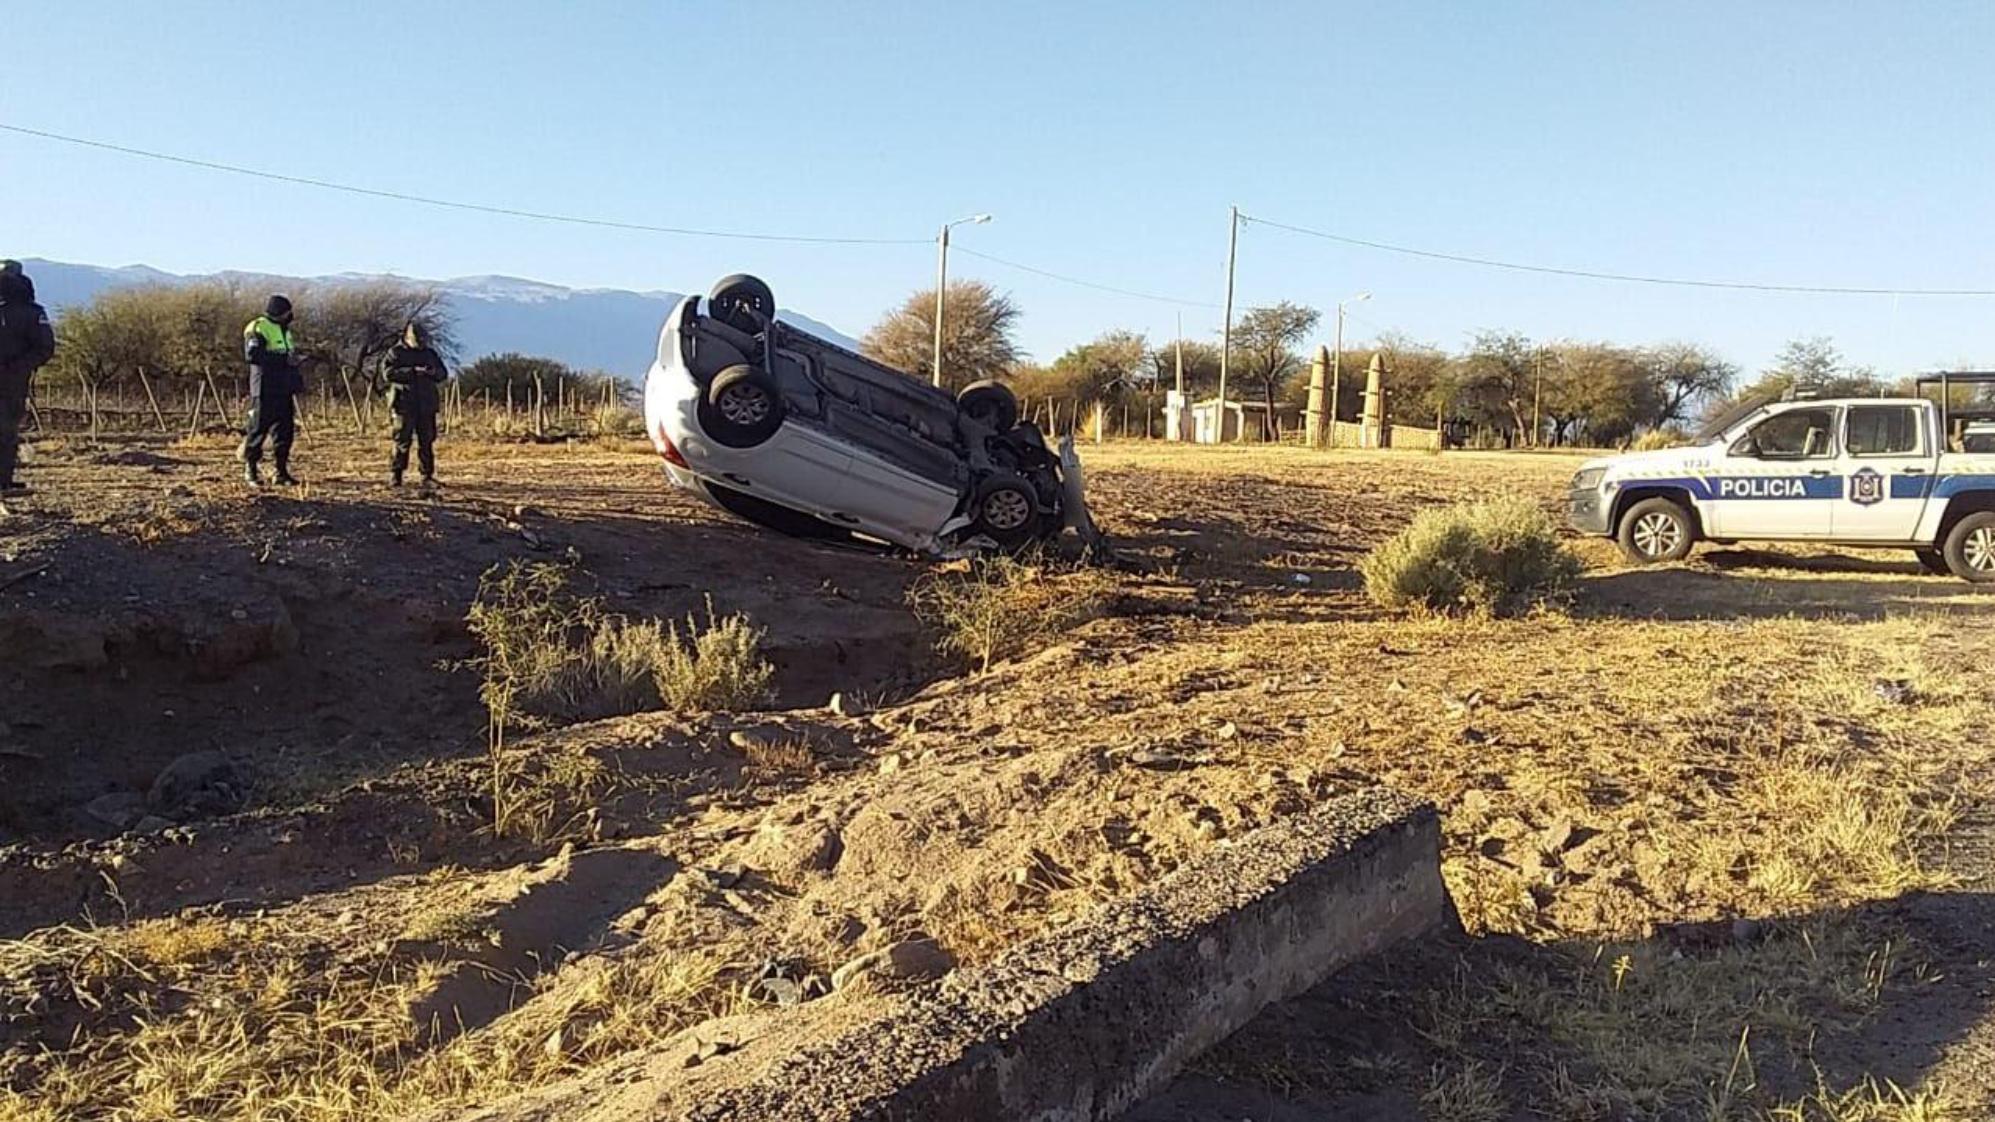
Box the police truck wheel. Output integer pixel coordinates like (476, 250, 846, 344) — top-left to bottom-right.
(957, 381, 1019, 431)
(971, 474, 1039, 547)
(1914, 548, 1950, 576)
(701, 365, 785, 448)
(1941, 512, 1995, 583)
(1617, 497, 1694, 565)
(708, 274, 776, 334)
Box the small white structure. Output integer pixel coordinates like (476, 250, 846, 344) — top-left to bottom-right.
(1164, 396, 1282, 444)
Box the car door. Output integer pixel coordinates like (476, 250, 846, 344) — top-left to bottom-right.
(1832, 403, 1933, 542)
(1703, 404, 1842, 538)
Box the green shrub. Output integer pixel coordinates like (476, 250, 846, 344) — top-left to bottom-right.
(1360, 499, 1580, 616)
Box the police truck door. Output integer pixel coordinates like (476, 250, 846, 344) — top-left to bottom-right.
(1832, 403, 1933, 542)
(1704, 404, 1843, 539)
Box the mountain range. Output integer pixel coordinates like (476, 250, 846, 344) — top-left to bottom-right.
(15, 259, 862, 378)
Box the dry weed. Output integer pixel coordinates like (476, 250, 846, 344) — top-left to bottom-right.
(910, 555, 1115, 672)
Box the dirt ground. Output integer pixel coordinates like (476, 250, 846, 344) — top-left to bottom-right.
(0, 433, 1988, 1121)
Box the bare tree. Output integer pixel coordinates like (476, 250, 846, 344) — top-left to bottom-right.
(862, 280, 1020, 392)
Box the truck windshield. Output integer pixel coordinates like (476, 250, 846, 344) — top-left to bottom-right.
(1695, 392, 1777, 444)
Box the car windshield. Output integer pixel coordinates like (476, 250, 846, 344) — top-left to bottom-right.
(1695, 392, 1777, 444)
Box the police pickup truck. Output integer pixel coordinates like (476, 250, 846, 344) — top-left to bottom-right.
(1568, 372, 1995, 582)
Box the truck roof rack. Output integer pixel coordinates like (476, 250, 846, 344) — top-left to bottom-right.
(1914, 371, 1995, 432)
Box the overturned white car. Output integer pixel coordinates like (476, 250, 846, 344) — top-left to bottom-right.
(644, 274, 1094, 555)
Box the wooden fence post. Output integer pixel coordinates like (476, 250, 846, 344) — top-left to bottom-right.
(137, 368, 169, 432)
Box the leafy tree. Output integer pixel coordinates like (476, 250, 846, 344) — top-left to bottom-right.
(1050, 330, 1150, 403)
(1455, 331, 1540, 442)
(1542, 342, 1661, 446)
(1642, 342, 1736, 425)
(1148, 338, 1223, 398)
(1228, 301, 1321, 439)
(458, 353, 583, 401)
(861, 280, 1021, 392)
(1744, 336, 1884, 400)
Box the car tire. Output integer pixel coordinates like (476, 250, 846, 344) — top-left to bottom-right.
(1941, 512, 1995, 583)
(970, 474, 1040, 547)
(709, 274, 776, 334)
(957, 380, 1019, 431)
(1914, 548, 1950, 575)
(702, 365, 785, 448)
(1617, 497, 1695, 565)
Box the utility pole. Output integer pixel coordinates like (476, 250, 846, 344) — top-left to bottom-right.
(932, 214, 992, 389)
(1331, 292, 1370, 448)
(1531, 351, 1543, 448)
(1218, 205, 1239, 441)
(931, 225, 950, 389)
(1174, 311, 1184, 395)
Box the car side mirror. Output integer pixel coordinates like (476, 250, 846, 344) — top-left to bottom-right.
(1728, 435, 1758, 458)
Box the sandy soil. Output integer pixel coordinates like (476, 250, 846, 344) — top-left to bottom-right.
(0, 434, 1988, 1121)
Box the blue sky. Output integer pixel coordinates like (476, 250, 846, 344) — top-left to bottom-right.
(9, 1, 1995, 375)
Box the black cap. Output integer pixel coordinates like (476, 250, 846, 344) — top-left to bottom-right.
(0, 260, 20, 278)
(265, 294, 293, 321)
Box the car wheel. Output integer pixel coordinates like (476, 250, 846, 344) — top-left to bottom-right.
(1914, 547, 1950, 575)
(1617, 497, 1694, 565)
(702, 365, 785, 448)
(1942, 512, 1995, 583)
(957, 380, 1020, 431)
(971, 474, 1039, 547)
(709, 274, 776, 334)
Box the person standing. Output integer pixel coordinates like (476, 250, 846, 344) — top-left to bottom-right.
(381, 321, 448, 487)
(0, 262, 56, 495)
(241, 295, 302, 486)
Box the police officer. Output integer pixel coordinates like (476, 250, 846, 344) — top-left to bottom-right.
(381, 320, 448, 486)
(0, 261, 56, 494)
(241, 295, 302, 486)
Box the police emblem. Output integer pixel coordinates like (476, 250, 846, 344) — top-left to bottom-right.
(1850, 467, 1884, 506)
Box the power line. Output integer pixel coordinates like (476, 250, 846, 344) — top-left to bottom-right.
(953, 246, 1217, 308)
(1241, 212, 1995, 297)
(0, 122, 930, 246)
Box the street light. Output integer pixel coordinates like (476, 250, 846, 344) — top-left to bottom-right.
(933, 213, 993, 388)
(1329, 292, 1371, 445)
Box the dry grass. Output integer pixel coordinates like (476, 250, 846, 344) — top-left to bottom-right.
(466, 564, 772, 837)
(0, 934, 744, 1122)
(909, 554, 1115, 672)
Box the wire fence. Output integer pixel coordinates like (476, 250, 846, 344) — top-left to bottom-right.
(22, 373, 643, 442)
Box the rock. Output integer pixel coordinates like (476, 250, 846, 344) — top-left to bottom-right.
(83, 791, 146, 831)
(1731, 917, 1766, 944)
(1540, 816, 1577, 854)
(1871, 679, 1916, 706)
(703, 862, 745, 890)
(879, 938, 955, 980)
(1213, 721, 1239, 741)
(755, 977, 803, 1007)
(877, 753, 903, 776)
(1457, 789, 1494, 819)
(828, 692, 862, 718)
(728, 730, 769, 753)
(147, 751, 246, 819)
(832, 938, 956, 990)
(133, 815, 175, 834)
(743, 821, 843, 879)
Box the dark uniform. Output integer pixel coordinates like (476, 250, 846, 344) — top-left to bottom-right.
(382, 323, 448, 485)
(241, 295, 302, 485)
(0, 264, 56, 493)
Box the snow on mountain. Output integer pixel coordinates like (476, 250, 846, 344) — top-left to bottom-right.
(16, 258, 862, 377)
